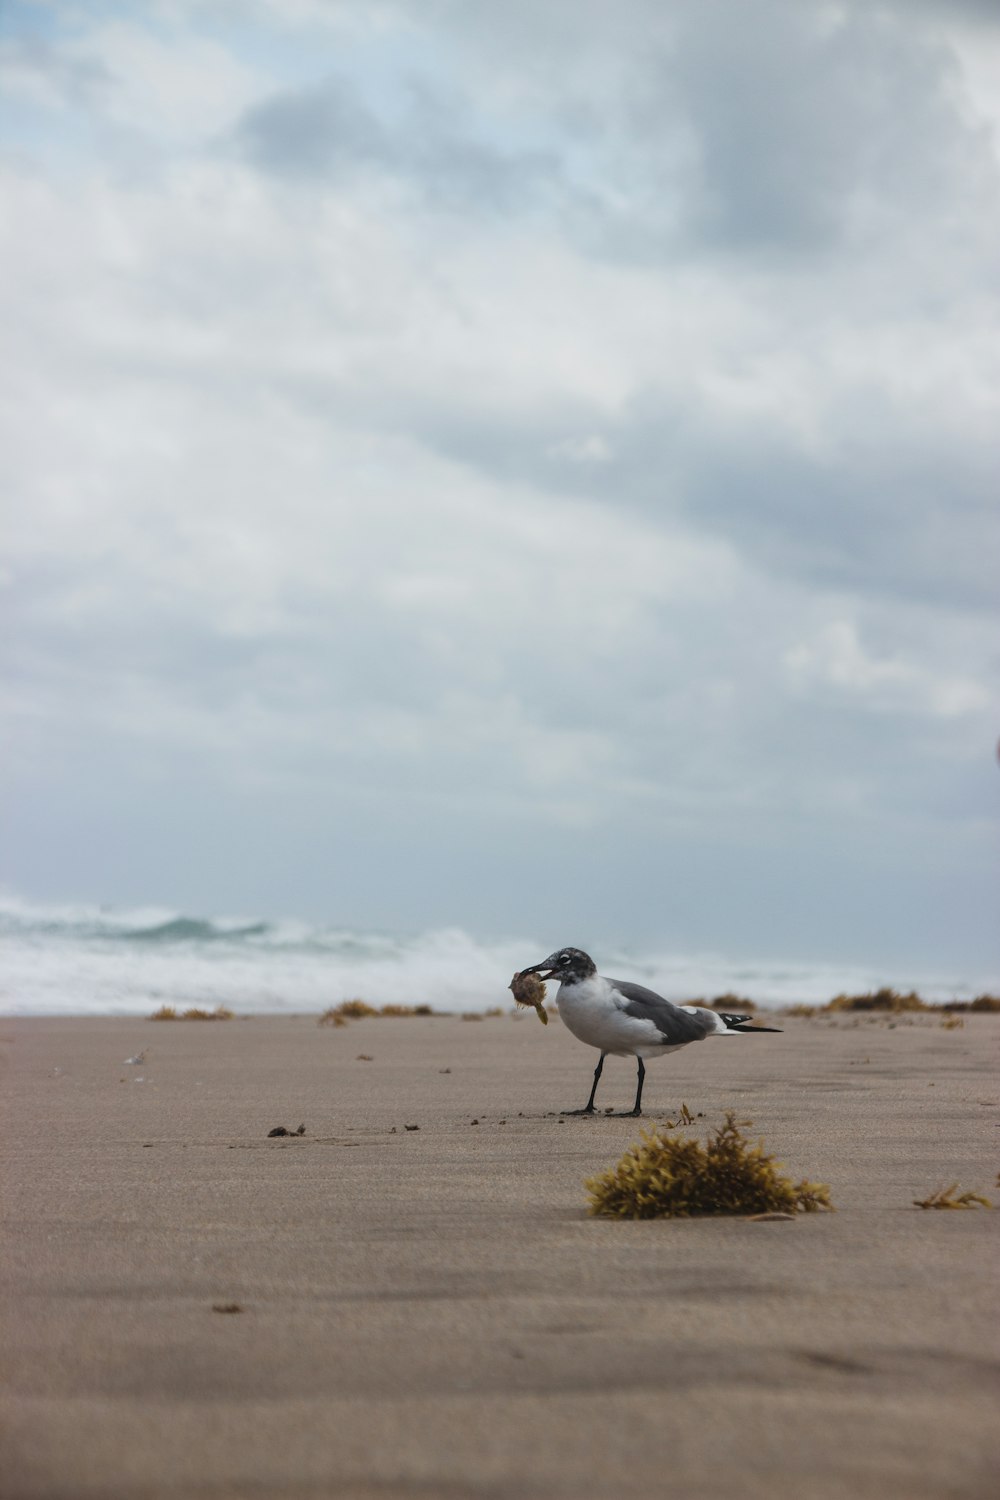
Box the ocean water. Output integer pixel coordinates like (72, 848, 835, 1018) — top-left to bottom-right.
(1, 895, 992, 1018)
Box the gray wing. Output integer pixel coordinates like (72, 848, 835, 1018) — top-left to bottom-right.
(607, 978, 715, 1044)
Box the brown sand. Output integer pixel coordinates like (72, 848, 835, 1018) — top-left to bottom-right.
(2, 1010, 998, 1500)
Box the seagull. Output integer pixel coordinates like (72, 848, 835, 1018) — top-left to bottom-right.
(521, 947, 781, 1116)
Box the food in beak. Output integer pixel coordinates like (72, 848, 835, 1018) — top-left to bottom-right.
(509, 968, 549, 1024)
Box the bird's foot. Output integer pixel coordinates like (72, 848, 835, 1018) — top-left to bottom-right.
(609, 1108, 642, 1118)
(560, 1106, 596, 1116)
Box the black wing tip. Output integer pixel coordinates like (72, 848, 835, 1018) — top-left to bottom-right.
(719, 1013, 783, 1033)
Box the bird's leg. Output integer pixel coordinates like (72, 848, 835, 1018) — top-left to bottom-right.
(561, 1052, 605, 1116)
(631, 1057, 645, 1116)
(612, 1057, 645, 1117)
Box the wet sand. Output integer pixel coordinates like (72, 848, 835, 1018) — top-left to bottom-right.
(2, 1011, 998, 1499)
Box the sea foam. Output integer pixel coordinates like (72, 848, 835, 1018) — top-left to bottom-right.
(0, 893, 991, 1017)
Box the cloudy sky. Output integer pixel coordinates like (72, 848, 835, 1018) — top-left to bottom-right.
(2, 0, 998, 973)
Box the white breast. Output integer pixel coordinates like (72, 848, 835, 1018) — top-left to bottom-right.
(556, 975, 667, 1057)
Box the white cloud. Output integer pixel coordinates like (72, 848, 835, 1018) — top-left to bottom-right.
(784, 622, 990, 720)
(547, 434, 614, 464)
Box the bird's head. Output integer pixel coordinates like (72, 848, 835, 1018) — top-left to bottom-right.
(523, 947, 596, 983)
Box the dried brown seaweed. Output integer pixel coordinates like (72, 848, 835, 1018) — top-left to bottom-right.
(913, 1184, 992, 1210)
(586, 1112, 834, 1219)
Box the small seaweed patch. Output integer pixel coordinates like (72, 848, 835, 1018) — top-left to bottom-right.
(333, 999, 379, 1019)
(320, 1000, 436, 1025)
(826, 988, 928, 1013)
(149, 1004, 233, 1020)
(585, 1113, 834, 1220)
(913, 1184, 992, 1210)
(710, 993, 756, 1012)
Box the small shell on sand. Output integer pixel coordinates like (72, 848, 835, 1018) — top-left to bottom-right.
(509, 970, 549, 1024)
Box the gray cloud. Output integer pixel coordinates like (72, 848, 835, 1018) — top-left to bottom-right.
(651, 4, 987, 252)
(235, 73, 388, 178)
(0, 31, 113, 110)
(331, 0, 999, 262)
(234, 71, 561, 213)
(359, 349, 999, 615)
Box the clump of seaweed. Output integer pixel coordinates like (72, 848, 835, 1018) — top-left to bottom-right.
(149, 1004, 233, 1021)
(941, 994, 1000, 1013)
(318, 999, 436, 1025)
(318, 1008, 348, 1027)
(585, 1112, 834, 1220)
(710, 993, 756, 1013)
(913, 1184, 992, 1210)
(332, 999, 379, 1019)
(826, 988, 928, 1013)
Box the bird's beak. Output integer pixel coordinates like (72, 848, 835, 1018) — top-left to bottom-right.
(522, 954, 560, 979)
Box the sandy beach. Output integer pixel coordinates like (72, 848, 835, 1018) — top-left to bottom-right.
(2, 1010, 998, 1500)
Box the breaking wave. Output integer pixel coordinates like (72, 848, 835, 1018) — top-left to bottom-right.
(0, 893, 992, 1017)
